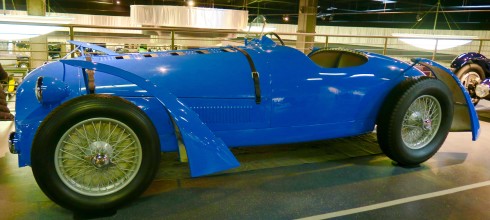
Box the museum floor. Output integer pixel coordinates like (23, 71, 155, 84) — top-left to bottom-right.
(1, 101, 490, 219)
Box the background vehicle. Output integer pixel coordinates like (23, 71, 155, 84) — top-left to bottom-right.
(451, 52, 490, 105)
(9, 27, 479, 214)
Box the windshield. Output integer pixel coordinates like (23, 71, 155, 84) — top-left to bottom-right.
(245, 15, 267, 44)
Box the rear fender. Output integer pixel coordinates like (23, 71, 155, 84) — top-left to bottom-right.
(411, 58, 480, 141)
(60, 59, 240, 177)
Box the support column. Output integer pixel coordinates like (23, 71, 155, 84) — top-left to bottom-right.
(27, 0, 47, 69)
(295, 0, 318, 54)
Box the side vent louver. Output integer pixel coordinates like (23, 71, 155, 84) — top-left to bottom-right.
(170, 52, 185, 56)
(115, 55, 131, 60)
(196, 50, 210, 54)
(143, 54, 157, 58)
(221, 48, 235, 53)
(190, 106, 253, 124)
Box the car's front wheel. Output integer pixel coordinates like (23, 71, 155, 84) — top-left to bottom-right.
(377, 77, 453, 165)
(31, 94, 160, 214)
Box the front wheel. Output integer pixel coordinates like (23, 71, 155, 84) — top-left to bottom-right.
(377, 77, 453, 166)
(31, 94, 161, 214)
(455, 64, 485, 106)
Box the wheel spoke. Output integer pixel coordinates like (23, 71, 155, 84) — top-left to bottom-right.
(112, 132, 132, 148)
(112, 141, 136, 159)
(113, 154, 138, 163)
(62, 139, 86, 155)
(75, 127, 91, 147)
(59, 148, 87, 162)
(104, 123, 117, 143)
(68, 166, 94, 181)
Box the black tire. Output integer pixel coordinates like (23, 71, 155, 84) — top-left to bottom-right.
(31, 94, 160, 214)
(377, 77, 453, 166)
(455, 64, 485, 106)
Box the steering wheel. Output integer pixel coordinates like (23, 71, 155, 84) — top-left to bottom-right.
(264, 32, 285, 46)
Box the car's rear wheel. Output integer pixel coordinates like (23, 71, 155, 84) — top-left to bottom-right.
(31, 94, 160, 214)
(455, 64, 485, 106)
(377, 77, 453, 165)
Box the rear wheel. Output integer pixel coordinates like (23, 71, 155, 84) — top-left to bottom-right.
(32, 94, 160, 214)
(456, 64, 485, 106)
(377, 77, 453, 165)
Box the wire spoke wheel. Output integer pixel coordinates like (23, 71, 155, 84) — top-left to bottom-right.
(401, 95, 442, 150)
(377, 77, 453, 166)
(32, 95, 160, 213)
(55, 118, 142, 196)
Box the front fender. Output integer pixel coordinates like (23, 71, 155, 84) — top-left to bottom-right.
(412, 58, 480, 141)
(450, 52, 487, 70)
(60, 60, 240, 177)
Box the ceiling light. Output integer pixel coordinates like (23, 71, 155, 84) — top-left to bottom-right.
(93, 1, 113, 4)
(116, 0, 120, 4)
(187, 0, 195, 7)
(0, 15, 73, 40)
(373, 0, 397, 3)
(392, 33, 476, 50)
(282, 15, 289, 22)
(416, 13, 423, 21)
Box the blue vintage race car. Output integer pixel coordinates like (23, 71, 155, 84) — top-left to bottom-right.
(451, 52, 490, 105)
(8, 30, 480, 213)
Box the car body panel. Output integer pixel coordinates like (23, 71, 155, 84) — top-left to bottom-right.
(60, 59, 241, 177)
(451, 52, 490, 77)
(11, 36, 480, 177)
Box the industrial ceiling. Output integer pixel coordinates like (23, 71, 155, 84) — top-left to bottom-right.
(6, 0, 490, 30)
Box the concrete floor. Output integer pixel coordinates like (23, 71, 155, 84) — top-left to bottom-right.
(1, 100, 490, 219)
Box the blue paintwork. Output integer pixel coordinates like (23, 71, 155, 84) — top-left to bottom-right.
(450, 52, 488, 72)
(482, 79, 490, 88)
(59, 60, 240, 177)
(36, 76, 70, 104)
(12, 36, 479, 177)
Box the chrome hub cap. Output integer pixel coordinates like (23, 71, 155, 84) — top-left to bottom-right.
(402, 95, 442, 150)
(423, 119, 432, 130)
(475, 83, 490, 98)
(55, 118, 142, 196)
(91, 154, 111, 168)
(88, 141, 113, 169)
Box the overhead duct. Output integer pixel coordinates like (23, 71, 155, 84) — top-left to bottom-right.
(130, 5, 248, 30)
